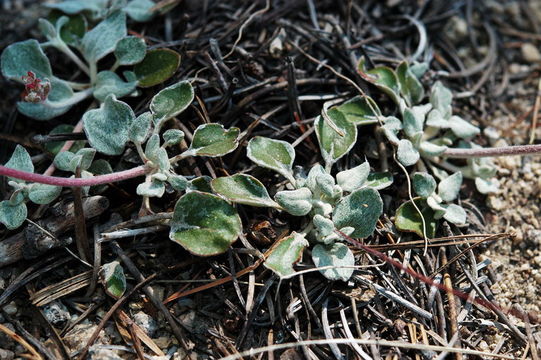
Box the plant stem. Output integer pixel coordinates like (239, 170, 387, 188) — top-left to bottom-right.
(56, 43, 91, 76)
(0, 165, 148, 187)
(443, 144, 541, 158)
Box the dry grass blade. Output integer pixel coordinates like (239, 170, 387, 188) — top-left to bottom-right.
(0, 323, 43, 360)
(115, 310, 165, 356)
(30, 271, 92, 307)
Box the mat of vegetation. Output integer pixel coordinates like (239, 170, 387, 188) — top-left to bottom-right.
(0, 0, 540, 359)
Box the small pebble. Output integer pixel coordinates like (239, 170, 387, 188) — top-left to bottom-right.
(521, 43, 541, 63)
(133, 311, 158, 337)
(2, 302, 17, 316)
(43, 302, 70, 326)
(0, 348, 14, 360)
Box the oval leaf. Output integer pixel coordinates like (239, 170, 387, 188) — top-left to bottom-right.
(274, 188, 313, 216)
(395, 199, 436, 238)
(335, 96, 381, 125)
(438, 172, 462, 202)
(264, 232, 308, 278)
(100, 261, 126, 299)
(412, 172, 436, 198)
(312, 243, 355, 281)
(247, 136, 295, 183)
(134, 48, 180, 88)
(0, 201, 27, 230)
(169, 192, 241, 256)
(336, 162, 370, 192)
(186, 124, 239, 157)
(332, 187, 382, 238)
(211, 174, 279, 208)
(150, 81, 194, 122)
(397, 139, 420, 167)
(5, 145, 34, 175)
(93, 71, 137, 102)
(114, 36, 146, 65)
(83, 95, 135, 155)
(315, 109, 357, 167)
(365, 172, 394, 190)
(28, 184, 62, 204)
(1, 39, 52, 81)
(81, 11, 127, 62)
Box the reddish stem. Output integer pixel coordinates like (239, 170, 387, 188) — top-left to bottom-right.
(443, 144, 541, 158)
(0, 165, 148, 187)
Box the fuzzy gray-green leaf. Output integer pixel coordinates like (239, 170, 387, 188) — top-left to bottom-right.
(413, 172, 436, 198)
(264, 232, 308, 278)
(448, 116, 480, 139)
(397, 139, 420, 166)
(335, 96, 380, 125)
(247, 136, 295, 182)
(336, 162, 370, 192)
(150, 81, 194, 122)
(124, 0, 155, 22)
(187, 124, 239, 157)
(93, 71, 137, 102)
(211, 174, 279, 208)
(128, 112, 153, 143)
(395, 198, 436, 238)
(274, 188, 313, 216)
(81, 11, 127, 62)
(332, 187, 382, 238)
(100, 261, 126, 299)
(28, 184, 62, 205)
(1, 40, 52, 80)
(365, 172, 394, 190)
(312, 243, 355, 281)
(83, 95, 135, 155)
(315, 109, 357, 166)
(114, 36, 146, 65)
(0, 201, 27, 230)
(169, 192, 241, 256)
(5, 145, 34, 176)
(438, 172, 462, 202)
(396, 61, 424, 106)
(136, 180, 165, 198)
(442, 204, 466, 225)
(163, 129, 184, 146)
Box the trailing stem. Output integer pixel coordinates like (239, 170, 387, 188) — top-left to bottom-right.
(443, 144, 541, 158)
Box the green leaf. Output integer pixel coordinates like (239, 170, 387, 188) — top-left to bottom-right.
(336, 162, 370, 192)
(274, 188, 313, 216)
(448, 116, 480, 139)
(45, 0, 108, 15)
(381, 116, 402, 145)
(475, 177, 499, 194)
(136, 180, 165, 198)
(5, 145, 34, 176)
(412, 172, 436, 198)
(357, 57, 401, 105)
(93, 71, 137, 102)
(169, 192, 241, 256)
(247, 136, 295, 182)
(365, 172, 393, 190)
(38, 18, 58, 42)
(335, 96, 381, 125)
(0, 201, 27, 230)
(211, 174, 279, 208)
(332, 187, 383, 238)
(419, 141, 447, 157)
(134, 48, 180, 88)
(438, 172, 462, 202)
(403, 107, 425, 138)
(114, 36, 146, 65)
(314, 109, 357, 167)
(81, 11, 127, 62)
(442, 204, 466, 225)
(48, 11, 86, 45)
(163, 129, 184, 146)
(186, 124, 240, 157)
(128, 112, 153, 143)
(426, 109, 449, 128)
(1, 40, 52, 80)
(396, 61, 424, 106)
(150, 81, 194, 121)
(168, 174, 189, 191)
(395, 199, 436, 238)
(100, 261, 126, 299)
(44, 124, 85, 155)
(28, 184, 62, 205)
(264, 232, 308, 278)
(188, 176, 213, 193)
(124, 0, 156, 22)
(312, 243, 355, 282)
(396, 139, 420, 166)
(83, 95, 135, 155)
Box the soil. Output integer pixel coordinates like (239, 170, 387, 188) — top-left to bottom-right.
(0, 1, 540, 359)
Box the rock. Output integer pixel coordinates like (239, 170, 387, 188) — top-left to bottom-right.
(88, 348, 123, 360)
(0, 348, 14, 360)
(43, 302, 70, 326)
(526, 229, 541, 246)
(64, 323, 109, 353)
(133, 311, 158, 337)
(521, 43, 541, 63)
(2, 302, 17, 316)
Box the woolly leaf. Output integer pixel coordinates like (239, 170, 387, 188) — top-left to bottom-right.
(186, 124, 240, 157)
(412, 172, 436, 198)
(264, 232, 308, 278)
(169, 192, 241, 256)
(93, 71, 137, 102)
(312, 243, 355, 282)
(475, 177, 499, 194)
(274, 187, 313, 216)
(16, 79, 75, 121)
(442, 204, 466, 225)
(247, 136, 295, 182)
(396, 61, 424, 106)
(124, 0, 155, 22)
(438, 172, 462, 202)
(315, 109, 357, 167)
(430, 81, 452, 118)
(358, 57, 400, 104)
(135, 49, 180, 88)
(81, 11, 126, 62)
(335, 96, 380, 125)
(448, 116, 480, 139)
(45, 0, 107, 15)
(28, 184, 62, 205)
(332, 187, 382, 238)
(150, 81, 194, 121)
(128, 112, 153, 144)
(1, 40, 52, 80)
(365, 172, 393, 190)
(163, 129, 184, 146)
(136, 180, 165, 198)
(114, 36, 146, 65)
(5, 145, 34, 176)
(83, 95, 135, 155)
(396, 139, 420, 166)
(211, 174, 279, 208)
(0, 201, 27, 230)
(48, 11, 86, 45)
